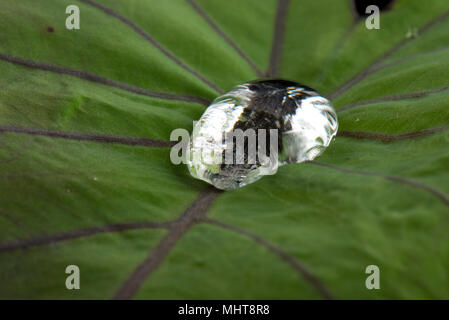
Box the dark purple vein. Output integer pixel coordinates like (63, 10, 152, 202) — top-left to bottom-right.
(310, 162, 449, 207)
(185, 0, 263, 77)
(338, 86, 449, 112)
(0, 53, 210, 106)
(314, 19, 359, 87)
(338, 125, 449, 142)
(78, 0, 222, 93)
(348, 0, 360, 21)
(0, 220, 174, 253)
(332, 19, 360, 57)
(267, 0, 290, 77)
(202, 217, 334, 300)
(0, 210, 31, 234)
(0, 126, 175, 148)
(329, 9, 449, 100)
(354, 45, 449, 87)
(113, 187, 222, 300)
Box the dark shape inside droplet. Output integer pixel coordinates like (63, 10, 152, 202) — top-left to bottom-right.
(219, 79, 317, 176)
(248, 79, 315, 94)
(46, 26, 55, 33)
(353, 0, 396, 17)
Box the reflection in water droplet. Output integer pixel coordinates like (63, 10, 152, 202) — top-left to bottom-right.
(187, 80, 338, 190)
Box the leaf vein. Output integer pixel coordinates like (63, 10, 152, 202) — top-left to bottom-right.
(0, 126, 174, 148)
(329, 9, 449, 100)
(0, 53, 210, 106)
(310, 162, 449, 208)
(201, 217, 334, 300)
(78, 0, 223, 93)
(338, 125, 449, 142)
(185, 0, 264, 77)
(267, 0, 290, 77)
(113, 187, 221, 300)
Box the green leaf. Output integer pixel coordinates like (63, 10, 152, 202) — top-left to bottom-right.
(1, 0, 449, 299)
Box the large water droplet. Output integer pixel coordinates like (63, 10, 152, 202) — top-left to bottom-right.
(187, 80, 338, 190)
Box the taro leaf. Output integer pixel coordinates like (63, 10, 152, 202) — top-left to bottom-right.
(0, 0, 449, 299)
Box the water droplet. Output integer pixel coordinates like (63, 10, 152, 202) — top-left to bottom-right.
(187, 80, 338, 190)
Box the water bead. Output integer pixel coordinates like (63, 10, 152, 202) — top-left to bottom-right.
(186, 80, 338, 190)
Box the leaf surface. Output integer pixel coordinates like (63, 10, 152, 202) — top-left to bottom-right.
(1, 0, 449, 299)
